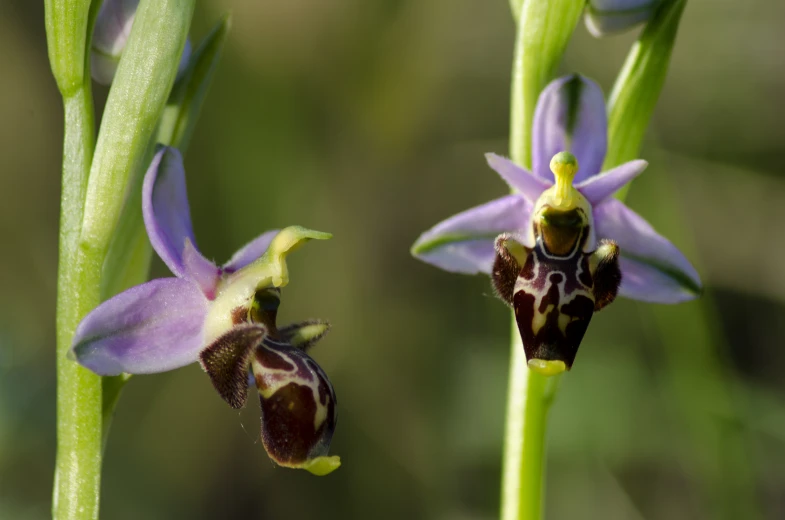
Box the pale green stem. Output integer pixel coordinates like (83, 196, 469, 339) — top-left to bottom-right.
(48, 0, 104, 516)
(502, 2, 583, 518)
(54, 86, 103, 520)
(500, 328, 561, 520)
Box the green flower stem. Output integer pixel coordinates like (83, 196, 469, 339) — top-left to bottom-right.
(502, 2, 582, 518)
(46, 1, 103, 517)
(509, 0, 584, 169)
(500, 329, 561, 520)
(54, 88, 103, 520)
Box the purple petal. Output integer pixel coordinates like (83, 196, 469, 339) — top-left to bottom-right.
(531, 75, 608, 184)
(618, 258, 698, 303)
(222, 230, 279, 273)
(594, 199, 701, 303)
(576, 160, 648, 205)
(183, 239, 221, 300)
(143, 147, 218, 286)
(411, 195, 532, 274)
(485, 153, 551, 202)
(585, 0, 660, 38)
(70, 278, 209, 375)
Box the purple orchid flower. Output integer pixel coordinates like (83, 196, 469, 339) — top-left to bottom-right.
(585, 0, 663, 37)
(412, 74, 700, 374)
(70, 147, 340, 476)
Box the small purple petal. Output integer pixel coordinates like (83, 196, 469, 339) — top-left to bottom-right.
(532, 75, 608, 184)
(585, 0, 660, 38)
(70, 278, 209, 375)
(183, 239, 221, 299)
(594, 199, 701, 302)
(411, 195, 532, 274)
(143, 147, 217, 281)
(485, 153, 552, 202)
(576, 160, 648, 205)
(222, 230, 279, 274)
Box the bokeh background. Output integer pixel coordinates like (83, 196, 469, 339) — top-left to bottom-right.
(1, 0, 784, 518)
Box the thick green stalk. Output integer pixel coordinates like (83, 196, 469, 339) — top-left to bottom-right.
(501, 3, 582, 519)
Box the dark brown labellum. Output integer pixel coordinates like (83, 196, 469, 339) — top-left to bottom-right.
(492, 232, 621, 370)
(253, 340, 337, 467)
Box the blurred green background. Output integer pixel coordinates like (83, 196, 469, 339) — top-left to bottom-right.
(1, 0, 784, 518)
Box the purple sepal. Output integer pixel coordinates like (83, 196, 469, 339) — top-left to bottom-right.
(485, 153, 551, 203)
(70, 278, 209, 375)
(531, 75, 608, 184)
(576, 160, 648, 205)
(222, 230, 279, 273)
(183, 239, 221, 299)
(143, 147, 219, 295)
(412, 195, 532, 274)
(595, 199, 701, 302)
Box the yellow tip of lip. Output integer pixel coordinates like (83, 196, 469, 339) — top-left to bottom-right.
(528, 359, 567, 376)
(301, 455, 341, 476)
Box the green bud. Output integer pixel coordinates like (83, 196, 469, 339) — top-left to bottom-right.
(603, 0, 686, 178)
(44, 0, 93, 96)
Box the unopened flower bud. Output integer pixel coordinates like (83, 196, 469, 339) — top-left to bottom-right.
(91, 0, 192, 85)
(585, 0, 662, 37)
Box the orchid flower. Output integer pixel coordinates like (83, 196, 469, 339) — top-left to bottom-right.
(412, 74, 700, 374)
(585, 0, 663, 37)
(70, 147, 340, 476)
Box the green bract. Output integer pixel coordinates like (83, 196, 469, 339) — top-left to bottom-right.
(604, 0, 687, 174)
